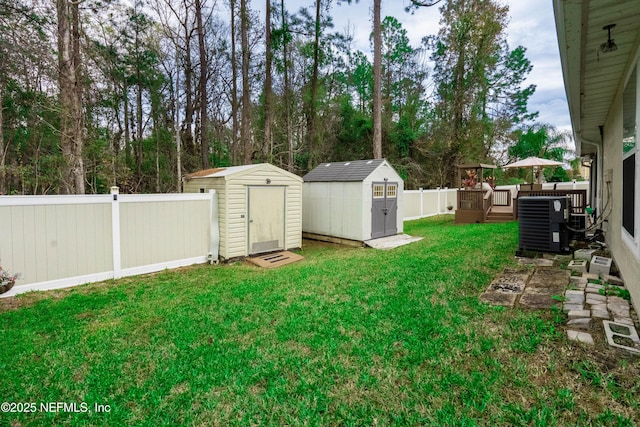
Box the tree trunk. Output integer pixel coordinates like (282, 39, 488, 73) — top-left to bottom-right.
(0, 83, 5, 194)
(57, 0, 85, 194)
(263, 0, 273, 162)
(136, 75, 143, 180)
(184, 23, 195, 154)
(306, 0, 321, 170)
(240, 0, 252, 164)
(281, 0, 293, 171)
(372, 0, 382, 159)
(175, 46, 182, 191)
(195, 0, 209, 169)
(124, 83, 131, 165)
(231, 0, 239, 164)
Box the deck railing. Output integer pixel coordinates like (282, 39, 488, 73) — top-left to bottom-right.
(514, 189, 587, 218)
(457, 189, 486, 210)
(492, 189, 512, 206)
(483, 191, 493, 222)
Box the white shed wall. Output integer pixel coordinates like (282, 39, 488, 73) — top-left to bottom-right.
(302, 182, 364, 241)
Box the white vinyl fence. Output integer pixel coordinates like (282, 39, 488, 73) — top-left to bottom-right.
(403, 188, 458, 220)
(0, 190, 218, 298)
(402, 181, 590, 221)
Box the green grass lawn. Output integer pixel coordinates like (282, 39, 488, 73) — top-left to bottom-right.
(1, 216, 639, 426)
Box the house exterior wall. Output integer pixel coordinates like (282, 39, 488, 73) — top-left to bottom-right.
(302, 182, 364, 241)
(185, 165, 302, 259)
(603, 59, 640, 316)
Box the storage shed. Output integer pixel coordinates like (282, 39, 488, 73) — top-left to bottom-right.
(183, 163, 302, 260)
(302, 159, 403, 244)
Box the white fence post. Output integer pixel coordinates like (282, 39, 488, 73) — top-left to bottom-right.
(207, 190, 219, 264)
(437, 187, 441, 214)
(419, 188, 424, 217)
(111, 186, 122, 279)
(444, 187, 449, 212)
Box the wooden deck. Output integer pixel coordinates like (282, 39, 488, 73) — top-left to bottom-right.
(455, 188, 587, 224)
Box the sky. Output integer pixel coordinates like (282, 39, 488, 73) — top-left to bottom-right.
(266, 0, 571, 132)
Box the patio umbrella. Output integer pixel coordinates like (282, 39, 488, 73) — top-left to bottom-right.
(503, 156, 563, 184)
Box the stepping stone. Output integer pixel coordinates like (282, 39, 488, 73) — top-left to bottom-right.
(586, 298, 606, 306)
(567, 330, 594, 345)
(563, 303, 584, 312)
(517, 258, 553, 267)
(569, 276, 588, 286)
(565, 289, 585, 301)
(588, 303, 608, 311)
(608, 296, 629, 306)
(592, 309, 610, 319)
(601, 274, 624, 287)
(614, 317, 635, 326)
(609, 305, 630, 318)
(568, 309, 591, 320)
(567, 318, 592, 329)
(479, 292, 517, 307)
(586, 283, 604, 294)
(582, 273, 600, 281)
(585, 293, 606, 303)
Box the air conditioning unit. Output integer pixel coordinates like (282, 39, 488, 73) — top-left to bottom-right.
(518, 196, 570, 253)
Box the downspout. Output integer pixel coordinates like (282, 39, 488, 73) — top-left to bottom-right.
(579, 133, 602, 221)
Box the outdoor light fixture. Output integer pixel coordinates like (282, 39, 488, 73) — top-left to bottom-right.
(600, 24, 618, 53)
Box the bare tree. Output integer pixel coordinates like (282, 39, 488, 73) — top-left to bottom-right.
(372, 0, 381, 159)
(263, 0, 273, 162)
(240, 0, 252, 163)
(57, 0, 85, 193)
(195, 0, 209, 168)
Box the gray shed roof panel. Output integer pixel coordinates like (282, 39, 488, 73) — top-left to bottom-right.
(303, 159, 386, 182)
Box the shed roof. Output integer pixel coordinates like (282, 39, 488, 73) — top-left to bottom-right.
(184, 163, 302, 182)
(303, 159, 387, 182)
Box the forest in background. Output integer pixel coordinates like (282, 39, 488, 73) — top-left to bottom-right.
(0, 0, 578, 195)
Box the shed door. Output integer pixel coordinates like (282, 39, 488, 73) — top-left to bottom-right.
(248, 186, 285, 254)
(371, 182, 398, 239)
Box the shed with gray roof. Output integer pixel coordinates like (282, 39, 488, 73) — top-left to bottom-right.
(303, 159, 404, 244)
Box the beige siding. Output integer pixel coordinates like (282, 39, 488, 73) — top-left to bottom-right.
(184, 164, 302, 259)
(227, 167, 302, 257)
(225, 183, 247, 258)
(0, 202, 112, 286)
(184, 178, 227, 257)
(603, 86, 640, 316)
(120, 199, 209, 269)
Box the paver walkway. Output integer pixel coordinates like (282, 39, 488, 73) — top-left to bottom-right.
(480, 257, 640, 353)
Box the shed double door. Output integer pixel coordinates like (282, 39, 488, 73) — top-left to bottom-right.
(248, 186, 286, 254)
(371, 182, 398, 239)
